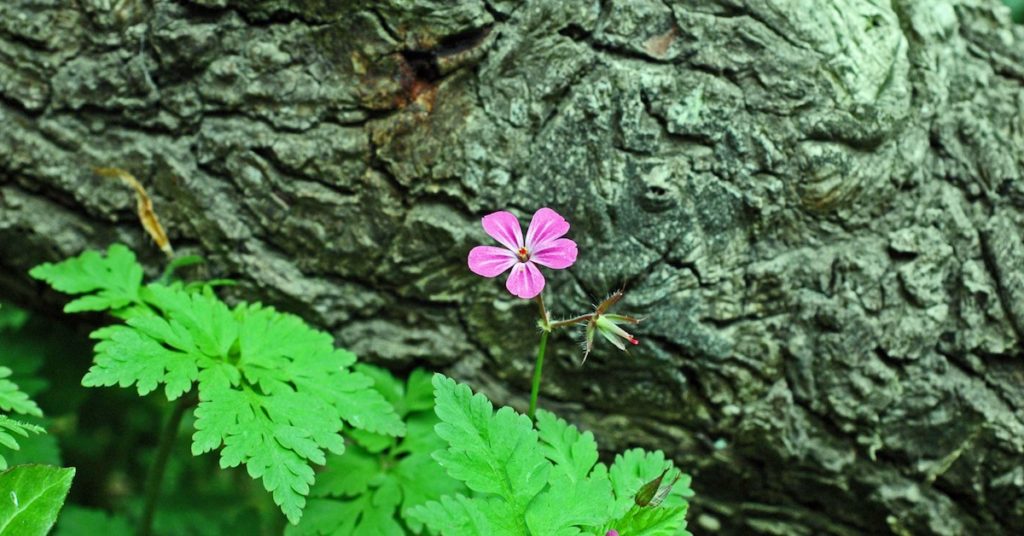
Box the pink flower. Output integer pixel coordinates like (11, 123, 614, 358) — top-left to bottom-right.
(606, 531, 620, 536)
(467, 208, 578, 299)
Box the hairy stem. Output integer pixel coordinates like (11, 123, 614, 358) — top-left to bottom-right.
(139, 395, 193, 536)
(535, 294, 550, 330)
(528, 329, 549, 421)
(550, 314, 592, 330)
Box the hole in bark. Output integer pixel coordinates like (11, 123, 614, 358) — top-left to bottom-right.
(399, 50, 441, 83)
(558, 24, 590, 40)
(886, 248, 918, 261)
(436, 25, 494, 57)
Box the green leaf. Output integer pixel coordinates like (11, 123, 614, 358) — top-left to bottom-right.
(610, 505, 690, 536)
(346, 366, 438, 453)
(191, 385, 342, 524)
(0, 417, 45, 471)
(84, 325, 201, 401)
(403, 369, 435, 414)
(0, 465, 75, 536)
(53, 506, 132, 536)
(525, 411, 614, 535)
(598, 449, 693, 536)
(431, 374, 549, 507)
(393, 436, 463, 531)
(410, 376, 692, 536)
(0, 368, 42, 418)
(288, 467, 405, 536)
(290, 370, 464, 535)
(353, 364, 404, 409)
(346, 429, 393, 454)
(78, 281, 403, 524)
(29, 245, 143, 313)
(288, 492, 404, 536)
(310, 445, 380, 499)
(409, 374, 550, 536)
(2, 421, 60, 468)
(608, 449, 692, 515)
(535, 410, 601, 483)
(157, 254, 205, 285)
(406, 494, 495, 535)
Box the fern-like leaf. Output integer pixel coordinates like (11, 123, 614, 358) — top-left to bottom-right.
(0, 360, 46, 470)
(410, 375, 693, 536)
(0, 416, 44, 470)
(289, 367, 464, 535)
(29, 244, 143, 313)
(71, 282, 404, 524)
(430, 374, 550, 523)
(0, 367, 42, 418)
(599, 449, 694, 535)
(526, 411, 614, 534)
(608, 449, 693, 515)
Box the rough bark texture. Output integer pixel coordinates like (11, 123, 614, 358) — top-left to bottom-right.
(3, 0, 1024, 534)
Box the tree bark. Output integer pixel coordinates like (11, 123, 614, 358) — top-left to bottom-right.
(3, 0, 1024, 534)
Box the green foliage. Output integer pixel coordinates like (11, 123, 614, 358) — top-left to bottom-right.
(29, 245, 143, 314)
(289, 367, 464, 535)
(1, 430, 60, 469)
(55, 502, 263, 536)
(0, 464, 75, 536)
(0, 305, 28, 331)
(607, 449, 693, 512)
(0, 325, 47, 470)
(53, 506, 133, 536)
(0, 305, 61, 471)
(598, 449, 693, 536)
(0, 367, 43, 418)
(408, 375, 692, 536)
(1005, 0, 1024, 23)
(0, 417, 44, 471)
(25, 244, 697, 534)
(31, 245, 406, 524)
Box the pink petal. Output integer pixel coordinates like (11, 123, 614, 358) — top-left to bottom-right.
(530, 238, 578, 269)
(505, 261, 545, 299)
(525, 207, 570, 250)
(481, 211, 524, 252)
(468, 246, 518, 277)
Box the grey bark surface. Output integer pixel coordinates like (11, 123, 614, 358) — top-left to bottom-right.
(3, 0, 1024, 534)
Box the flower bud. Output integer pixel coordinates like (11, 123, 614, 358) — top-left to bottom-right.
(595, 314, 639, 350)
(580, 291, 641, 363)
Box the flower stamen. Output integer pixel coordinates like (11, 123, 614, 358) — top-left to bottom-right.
(517, 246, 530, 261)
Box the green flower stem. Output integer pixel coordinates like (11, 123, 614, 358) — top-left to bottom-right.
(139, 395, 193, 536)
(527, 295, 592, 420)
(528, 329, 549, 422)
(549, 314, 592, 330)
(535, 294, 551, 330)
(527, 295, 592, 421)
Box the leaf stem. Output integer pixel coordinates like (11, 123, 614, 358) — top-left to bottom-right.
(528, 330, 549, 421)
(139, 395, 193, 536)
(549, 314, 593, 330)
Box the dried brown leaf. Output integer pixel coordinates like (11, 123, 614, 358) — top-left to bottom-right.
(96, 167, 173, 257)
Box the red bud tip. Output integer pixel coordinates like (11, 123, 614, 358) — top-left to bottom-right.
(629, 337, 639, 345)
